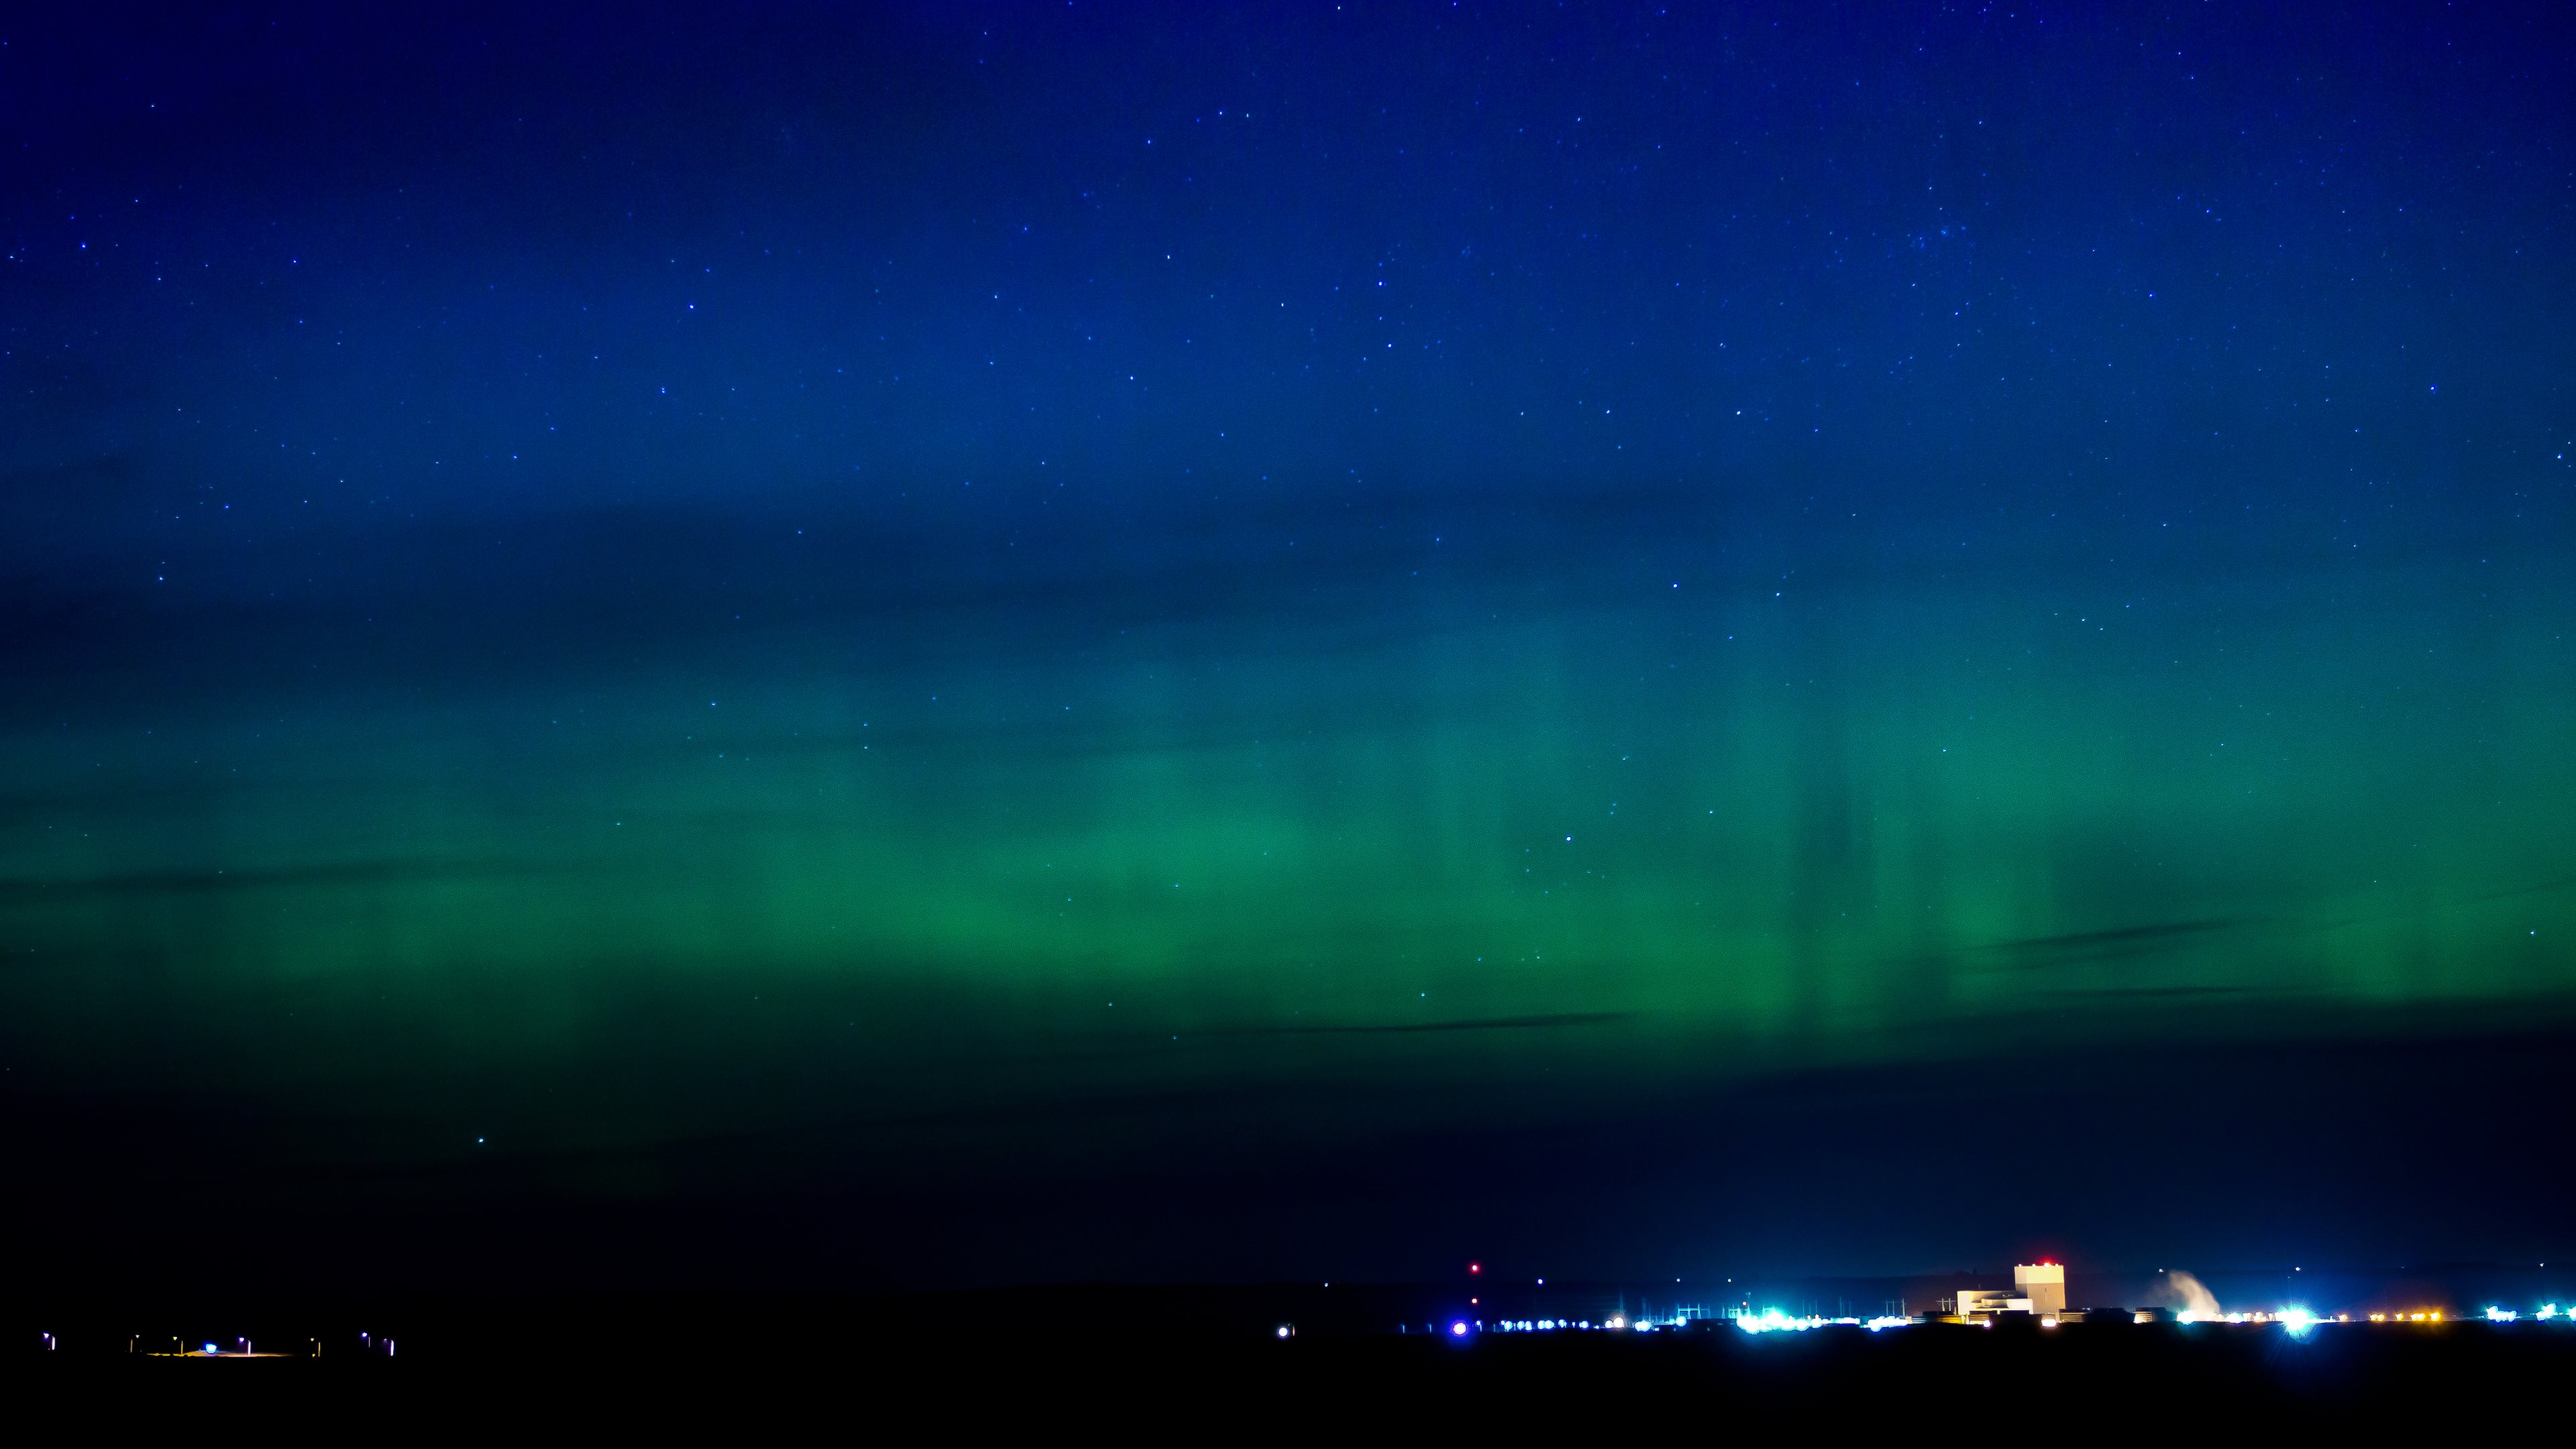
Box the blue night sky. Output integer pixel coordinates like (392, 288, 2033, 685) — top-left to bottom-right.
(4, 3, 2573, 1294)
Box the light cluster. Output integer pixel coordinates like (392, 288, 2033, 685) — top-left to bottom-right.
(1733, 1309, 1911, 1334)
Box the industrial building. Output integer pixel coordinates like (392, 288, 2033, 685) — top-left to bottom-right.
(1954, 1264, 2068, 1321)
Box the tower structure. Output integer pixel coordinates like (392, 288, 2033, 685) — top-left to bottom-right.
(2013, 1263, 2068, 1316)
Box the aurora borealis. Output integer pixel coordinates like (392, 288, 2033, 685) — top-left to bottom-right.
(5, 4, 2573, 1293)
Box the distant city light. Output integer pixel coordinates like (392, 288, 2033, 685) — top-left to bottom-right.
(1450, 1321, 1469, 1336)
(2486, 1307, 2519, 1323)
(1737, 1307, 1888, 1334)
(2280, 1307, 2316, 1336)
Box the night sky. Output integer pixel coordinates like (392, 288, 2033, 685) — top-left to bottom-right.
(5, 3, 2573, 1297)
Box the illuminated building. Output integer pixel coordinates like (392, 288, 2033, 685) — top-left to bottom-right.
(1955, 1264, 2069, 1321)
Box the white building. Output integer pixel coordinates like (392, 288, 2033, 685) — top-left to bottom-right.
(1957, 1287, 2033, 1318)
(2015, 1263, 2067, 1314)
(1955, 1263, 2068, 1320)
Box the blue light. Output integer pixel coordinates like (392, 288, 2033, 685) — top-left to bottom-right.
(1451, 1320, 1469, 1336)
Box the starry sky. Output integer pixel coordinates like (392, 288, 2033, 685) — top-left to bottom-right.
(5, 2, 2573, 1295)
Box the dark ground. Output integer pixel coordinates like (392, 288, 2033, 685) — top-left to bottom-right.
(9, 1291, 2573, 1429)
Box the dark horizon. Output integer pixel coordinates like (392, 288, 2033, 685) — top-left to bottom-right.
(4, 1, 2573, 1301)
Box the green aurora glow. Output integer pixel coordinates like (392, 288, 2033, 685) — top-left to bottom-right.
(10, 545, 2569, 1167)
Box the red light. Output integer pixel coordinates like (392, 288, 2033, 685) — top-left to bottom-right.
(1469, 1263, 1481, 1274)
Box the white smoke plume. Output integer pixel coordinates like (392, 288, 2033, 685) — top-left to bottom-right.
(2157, 1271, 2224, 1321)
